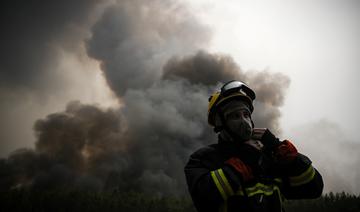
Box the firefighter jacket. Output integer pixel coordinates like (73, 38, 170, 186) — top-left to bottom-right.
(184, 133, 324, 212)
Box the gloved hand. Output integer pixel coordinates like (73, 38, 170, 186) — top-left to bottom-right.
(252, 128, 281, 151)
(274, 140, 298, 163)
(252, 128, 298, 163)
(225, 157, 253, 182)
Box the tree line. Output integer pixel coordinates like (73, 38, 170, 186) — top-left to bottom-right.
(1, 189, 359, 211)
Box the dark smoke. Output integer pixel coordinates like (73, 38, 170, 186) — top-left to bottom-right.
(0, 54, 289, 196)
(162, 51, 290, 134)
(0, 0, 102, 90)
(0, 101, 127, 191)
(0, 0, 291, 196)
(0, 0, 108, 156)
(86, 0, 211, 97)
(163, 51, 241, 85)
(247, 71, 290, 134)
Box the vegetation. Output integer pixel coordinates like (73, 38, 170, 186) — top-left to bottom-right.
(1, 189, 359, 212)
(0, 189, 196, 212)
(284, 192, 360, 212)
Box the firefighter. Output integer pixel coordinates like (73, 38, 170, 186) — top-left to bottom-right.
(184, 80, 323, 212)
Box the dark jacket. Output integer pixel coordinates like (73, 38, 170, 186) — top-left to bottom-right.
(184, 135, 323, 212)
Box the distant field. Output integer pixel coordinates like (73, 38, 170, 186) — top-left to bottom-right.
(1, 189, 359, 212)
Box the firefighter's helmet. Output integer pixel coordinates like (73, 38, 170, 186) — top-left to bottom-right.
(208, 80, 256, 127)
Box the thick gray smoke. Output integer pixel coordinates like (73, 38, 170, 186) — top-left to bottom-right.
(162, 51, 290, 134)
(86, 0, 211, 97)
(1, 0, 290, 196)
(162, 51, 241, 85)
(0, 101, 126, 191)
(0, 0, 108, 156)
(0, 61, 289, 196)
(0, 0, 102, 90)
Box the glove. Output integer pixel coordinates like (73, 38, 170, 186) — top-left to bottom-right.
(274, 140, 298, 163)
(252, 128, 281, 150)
(225, 157, 253, 182)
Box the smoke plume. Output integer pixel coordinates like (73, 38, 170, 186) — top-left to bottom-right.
(86, 0, 211, 97)
(0, 0, 102, 90)
(0, 0, 110, 156)
(162, 51, 290, 134)
(1, 0, 291, 196)
(0, 101, 126, 191)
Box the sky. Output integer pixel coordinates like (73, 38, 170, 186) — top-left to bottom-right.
(187, 0, 360, 136)
(0, 0, 359, 194)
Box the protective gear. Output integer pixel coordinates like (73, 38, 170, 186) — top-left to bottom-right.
(226, 118, 253, 141)
(222, 101, 253, 140)
(275, 140, 298, 163)
(208, 80, 256, 128)
(253, 128, 298, 165)
(185, 81, 323, 212)
(253, 128, 282, 150)
(184, 136, 324, 212)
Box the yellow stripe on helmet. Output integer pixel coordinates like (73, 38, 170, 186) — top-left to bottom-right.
(208, 92, 220, 114)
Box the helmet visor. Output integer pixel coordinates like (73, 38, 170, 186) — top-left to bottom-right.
(221, 80, 256, 100)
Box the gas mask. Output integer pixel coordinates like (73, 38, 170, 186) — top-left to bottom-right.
(226, 118, 253, 141)
(218, 100, 254, 143)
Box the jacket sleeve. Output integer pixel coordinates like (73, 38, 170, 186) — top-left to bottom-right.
(271, 140, 324, 199)
(278, 152, 324, 199)
(184, 147, 242, 212)
(260, 130, 324, 199)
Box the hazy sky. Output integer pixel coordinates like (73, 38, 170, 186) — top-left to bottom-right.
(186, 0, 360, 137)
(0, 0, 359, 194)
(186, 0, 360, 193)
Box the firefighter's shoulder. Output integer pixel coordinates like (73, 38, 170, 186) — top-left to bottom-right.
(191, 144, 218, 156)
(190, 144, 218, 160)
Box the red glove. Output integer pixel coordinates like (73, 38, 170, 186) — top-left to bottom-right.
(225, 157, 253, 182)
(274, 140, 298, 162)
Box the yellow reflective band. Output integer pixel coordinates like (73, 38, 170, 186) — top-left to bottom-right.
(211, 169, 234, 201)
(247, 183, 279, 197)
(235, 183, 280, 197)
(218, 169, 234, 196)
(211, 170, 227, 200)
(274, 178, 282, 184)
(233, 183, 283, 209)
(289, 165, 316, 187)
